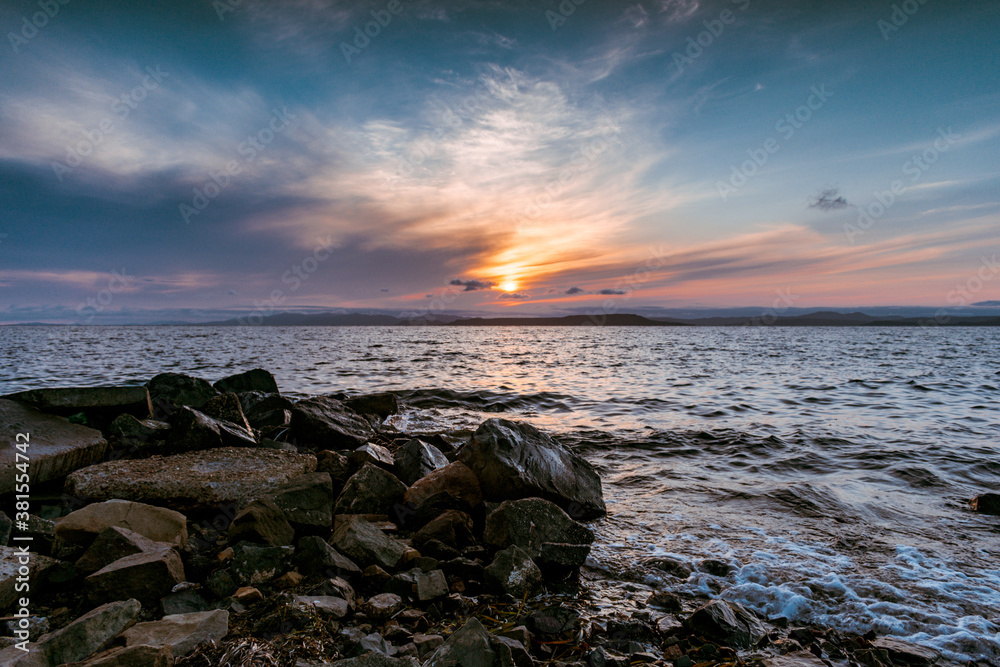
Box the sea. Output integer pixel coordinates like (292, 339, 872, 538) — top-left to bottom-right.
(2, 325, 998, 663)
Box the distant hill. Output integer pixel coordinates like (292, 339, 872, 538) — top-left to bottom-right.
(449, 314, 684, 326)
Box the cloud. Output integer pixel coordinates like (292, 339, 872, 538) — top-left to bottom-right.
(565, 286, 586, 294)
(597, 288, 627, 295)
(497, 291, 530, 300)
(449, 278, 495, 291)
(623, 4, 649, 28)
(808, 188, 851, 211)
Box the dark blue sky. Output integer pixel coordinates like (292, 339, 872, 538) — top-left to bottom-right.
(1, 0, 998, 323)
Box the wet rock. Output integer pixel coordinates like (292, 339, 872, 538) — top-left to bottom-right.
(402, 462, 483, 524)
(199, 392, 253, 434)
(55, 500, 188, 549)
(334, 464, 407, 516)
(762, 651, 828, 667)
(330, 516, 407, 570)
(424, 617, 496, 667)
(351, 443, 396, 469)
(971, 493, 1000, 515)
(698, 558, 735, 576)
(227, 498, 295, 547)
(267, 472, 334, 532)
(395, 439, 450, 485)
(4, 385, 152, 430)
(589, 647, 630, 667)
(484, 545, 542, 598)
(291, 594, 350, 619)
(484, 498, 593, 563)
(122, 609, 229, 658)
(416, 569, 449, 601)
(871, 637, 940, 666)
(0, 399, 109, 494)
(290, 395, 375, 449)
(295, 536, 361, 576)
(0, 547, 57, 609)
(85, 547, 185, 605)
(230, 542, 293, 586)
(528, 606, 579, 636)
(460, 419, 605, 520)
(536, 543, 592, 573)
(239, 391, 294, 429)
(412, 511, 476, 551)
(166, 406, 256, 452)
(64, 447, 316, 512)
(147, 372, 218, 412)
(214, 368, 279, 394)
(75, 526, 173, 574)
(684, 600, 766, 649)
(0, 598, 141, 667)
(647, 591, 682, 612)
(107, 414, 170, 451)
(645, 556, 693, 579)
(365, 592, 404, 619)
(345, 392, 400, 420)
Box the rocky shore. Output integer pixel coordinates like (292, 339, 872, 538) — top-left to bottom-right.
(0, 369, 976, 666)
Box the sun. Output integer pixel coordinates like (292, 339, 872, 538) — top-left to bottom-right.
(498, 279, 519, 292)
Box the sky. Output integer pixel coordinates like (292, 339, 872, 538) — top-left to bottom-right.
(0, 0, 998, 323)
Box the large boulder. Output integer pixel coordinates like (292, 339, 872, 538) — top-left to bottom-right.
(121, 609, 229, 658)
(334, 464, 407, 516)
(290, 396, 374, 449)
(424, 617, 496, 667)
(267, 472, 334, 531)
(483, 498, 593, 566)
(64, 448, 317, 512)
(146, 373, 218, 412)
(199, 393, 253, 433)
(214, 369, 279, 394)
(107, 414, 170, 453)
(684, 600, 766, 649)
(395, 439, 450, 485)
(0, 399, 108, 494)
(484, 545, 542, 599)
(412, 511, 476, 551)
(401, 462, 482, 526)
(0, 599, 141, 667)
(0, 547, 57, 610)
(3, 386, 152, 430)
(344, 393, 399, 420)
(228, 498, 296, 547)
(55, 500, 188, 549)
(459, 419, 605, 520)
(166, 406, 256, 453)
(330, 516, 407, 570)
(85, 547, 185, 606)
(239, 391, 295, 429)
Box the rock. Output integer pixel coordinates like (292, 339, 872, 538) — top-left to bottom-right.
(199, 393, 253, 434)
(291, 594, 350, 619)
(64, 448, 317, 512)
(76, 526, 173, 574)
(698, 558, 734, 576)
(395, 439, 450, 485)
(239, 392, 294, 429)
(3, 599, 141, 667)
(227, 498, 296, 547)
(0, 547, 57, 610)
(656, 615, 682, 633)
(871, 637, 940, 666)
(536, 543, 592, 573)
(412, 511, 476, 551)
(290, 396, 375, 449)
(85, 547, 185, 605)
(0, 512, 10, 546)
(166, 406, 256, 453)
(491, 635, 533, 667)
(318, 450, 352, 484)
(414, 634, 445, 657)
(205, 569, 237, 599)
(230, 542, 293, 586)
(528, 606, 578, 636)
(484, 545, 542, 598)
(64, 644, 175, 666)
(107, 414, 170, 451)
(647, 591, 682, 611)
(120, 609, 228, 658)
(55, 500, 188, 549)
(401, 462, 482, 524)
(484, 498, 593, 563)
(762, 651, 829, 667)
(267, 472, 334, 531)
(233, 586, 263, 604)
(328, 651, 420, 667)
(5, 616, 48, 642)
(4, 386, 152, 430)
(645, 556, 693, 579)
(330, 516, 407, 570)
(146, 373, 218, 412)
(460, 419, 605, 520)
(416, 569, 449, 601)
(0, 399, 109, 494)
(971, 493, 1000, 515)
(334, 464, 407, 516)
(345, 393, 399, 420)
(424, 617, 496, 667)
(365, 592, 403, 620)
(294, 536, 361, 577)
(310, 577, 356, 606)
(214, 369, 279, 394)
(684, 600, 766, 649)
(161, 588, 212, 615)
(351, 443, 396, 469)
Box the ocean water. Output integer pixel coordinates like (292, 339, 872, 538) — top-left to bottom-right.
(2, 325, 999, 662)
